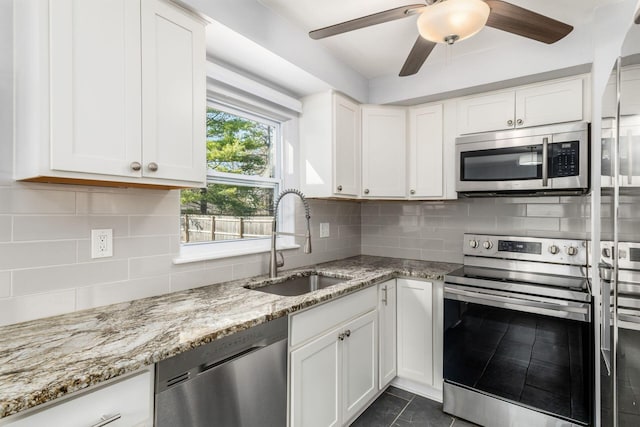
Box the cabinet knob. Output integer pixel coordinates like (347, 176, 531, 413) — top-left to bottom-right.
(344, 329, 351, 338)
(410, 189, 416, 195)
(507, 119, 514, 126)
(338, 333, 345, 341)
(516, 119, 524, 126)
(364, 189, 370, 195)
(130, 161, 142, 171)
(147, 162, 159, 172)
(337, 185, 343, 192)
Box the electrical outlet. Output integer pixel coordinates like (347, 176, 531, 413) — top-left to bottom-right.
(91, 229, 113, 258)
(319, 223, 330, 238)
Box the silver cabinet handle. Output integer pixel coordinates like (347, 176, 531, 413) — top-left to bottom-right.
(337, 185, 342, 192)
(363, 189, 370, 195)
(410, 189, 416, 195)
(91, 414, 122, 427)
(130, 161, 141, 171)
(382, 285, 388, 305)
(542, 137, 549, 187)
(516, 119, 523, 126)
(147, 162, 159, 172)
(507, 119, 514, 126)
(627, 129, 633, 185)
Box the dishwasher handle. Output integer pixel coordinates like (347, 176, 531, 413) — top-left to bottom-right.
(201, 345, 264, 372)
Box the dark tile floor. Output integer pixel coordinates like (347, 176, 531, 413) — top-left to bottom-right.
(351, 386, 479, 427)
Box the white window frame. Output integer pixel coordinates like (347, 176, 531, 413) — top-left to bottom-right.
(175, 101, 299, 264)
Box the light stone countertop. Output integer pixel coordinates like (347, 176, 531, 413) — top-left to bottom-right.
(0, 255, 460, 419)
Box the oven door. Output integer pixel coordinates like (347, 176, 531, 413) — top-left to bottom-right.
(443, 284, 593, 426)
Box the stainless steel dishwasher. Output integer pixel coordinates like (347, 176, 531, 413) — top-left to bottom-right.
(154, 317, 287, 427)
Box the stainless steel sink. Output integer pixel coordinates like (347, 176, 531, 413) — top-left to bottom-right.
(246, 273, 345, 296)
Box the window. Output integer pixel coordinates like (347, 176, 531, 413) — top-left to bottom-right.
(180, 104, 280, 245)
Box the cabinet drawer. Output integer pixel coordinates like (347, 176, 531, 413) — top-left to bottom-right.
(290, 285, 377, 348)
(4, 370, 152, 427)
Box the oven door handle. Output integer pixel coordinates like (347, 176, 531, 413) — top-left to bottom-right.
(444, 286, 591, 322)
(542, 137, 549, 187)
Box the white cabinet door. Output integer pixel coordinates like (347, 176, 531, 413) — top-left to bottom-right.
(397, 279, 433, 385)
(141, 0, 206, 184)
(408, 104, 444, 198)
(362, 106, 406, 197)
(290, 328, 341, 427)
(457, 78, 585, 135)
(457, 91, 515, 135)
(515, 79, 583, 129)
(4, 370, 153, 427)
(49, 0, 142, 178)
(378, 279, 397, 389)
(342, 310, 378, 423)
(333, 94, 361, 197)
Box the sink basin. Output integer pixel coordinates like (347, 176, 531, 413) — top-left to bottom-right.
(246, 273, 345, 296)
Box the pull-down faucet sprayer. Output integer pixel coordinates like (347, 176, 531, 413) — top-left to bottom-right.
(270, 189, 312, 278)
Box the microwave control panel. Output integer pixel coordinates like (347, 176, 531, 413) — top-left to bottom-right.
(549, 141, 579, 177)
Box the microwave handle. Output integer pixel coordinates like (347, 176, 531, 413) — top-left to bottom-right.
(542, 137, 549, 187)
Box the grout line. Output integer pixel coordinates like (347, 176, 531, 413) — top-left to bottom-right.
(389, 398, 413, 427)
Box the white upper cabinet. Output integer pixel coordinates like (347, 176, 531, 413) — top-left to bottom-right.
(14, 0, 206, 188)
(457, 77, 585, 135)
(361, 106, 406, 198)
(407, 104, 444, 199)
(300, 92, 361, 198)
(456, 91, 515, 135)
(141, 0, 206, 183)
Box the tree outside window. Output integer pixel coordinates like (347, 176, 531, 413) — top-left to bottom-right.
(180, 107, 280, 243)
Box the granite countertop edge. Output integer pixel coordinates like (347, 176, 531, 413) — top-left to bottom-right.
(0, 255, 460, 419)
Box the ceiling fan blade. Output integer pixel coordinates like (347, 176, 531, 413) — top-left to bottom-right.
(484, 0, 573, 44)
(309, 4, 425, 40)
(399, 36, 436, 77)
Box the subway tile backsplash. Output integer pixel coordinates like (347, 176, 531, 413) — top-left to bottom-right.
(0, 183, 361, 326)
(361, 196, 591, 264)
(0, 182, 614, 327)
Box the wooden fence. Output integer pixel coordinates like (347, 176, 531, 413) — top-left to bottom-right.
(180, 214, 274, 242)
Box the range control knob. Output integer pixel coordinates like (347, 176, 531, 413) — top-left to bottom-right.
(567, 246, 578, 256)
(549, 245, 560, 255)
(483, 241, 493, 250)
(469, 239, 479, 249)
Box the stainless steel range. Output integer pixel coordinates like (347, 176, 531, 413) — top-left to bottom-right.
(443, 234, 593, 427)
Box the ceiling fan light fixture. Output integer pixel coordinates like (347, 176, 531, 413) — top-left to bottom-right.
(417, 0, 490, 44)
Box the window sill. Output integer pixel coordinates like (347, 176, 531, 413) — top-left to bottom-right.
(173, 238, 300, 264)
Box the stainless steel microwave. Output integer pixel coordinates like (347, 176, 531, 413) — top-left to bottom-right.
(455, 122, 590, 196)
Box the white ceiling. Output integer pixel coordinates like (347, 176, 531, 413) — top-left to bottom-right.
(257, 0, 614, 80)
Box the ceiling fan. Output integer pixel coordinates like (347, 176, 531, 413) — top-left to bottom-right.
(308, 0, 574, 77)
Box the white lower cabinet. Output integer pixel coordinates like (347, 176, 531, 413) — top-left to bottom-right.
(378, 279, 397, 389)
(396, 278, 444, 399)
(289, 286, 378, 427)
(2, 369, 153, 427)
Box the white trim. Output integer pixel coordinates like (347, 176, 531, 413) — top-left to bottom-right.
(174, 237, 299, 264)
(206, 61, 302, 113)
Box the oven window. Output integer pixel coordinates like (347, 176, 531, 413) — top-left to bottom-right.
(460, 146, 543, 181)
(444, 300, 592, 424)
